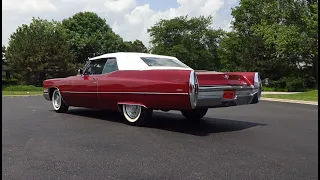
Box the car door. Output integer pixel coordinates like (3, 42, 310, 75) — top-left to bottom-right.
(97, 58, 120, 109)
(70, 58, 107, 108)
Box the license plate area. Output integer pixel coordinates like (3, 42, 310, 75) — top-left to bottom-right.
(223, 90, 235, 99)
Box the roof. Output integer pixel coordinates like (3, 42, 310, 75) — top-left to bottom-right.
(89, 52, 177, 60)
(88, 52, 193, 71)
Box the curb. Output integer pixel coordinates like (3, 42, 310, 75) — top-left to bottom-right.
(262, 92, 301, 95)
(261, 97, 318, 105)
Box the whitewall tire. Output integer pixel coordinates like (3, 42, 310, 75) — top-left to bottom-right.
(52, 89, 69, 113)
(122, 104, 152, 126)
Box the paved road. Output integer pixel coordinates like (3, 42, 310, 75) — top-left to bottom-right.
(2, 96, 318, 180)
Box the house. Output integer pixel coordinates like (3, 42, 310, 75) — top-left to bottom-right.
(2, 64, 11, 78)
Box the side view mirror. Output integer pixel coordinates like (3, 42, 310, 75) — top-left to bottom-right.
(78, 68, 83, 75)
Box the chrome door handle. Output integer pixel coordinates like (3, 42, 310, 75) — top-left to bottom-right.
(92, 77, 98, 83)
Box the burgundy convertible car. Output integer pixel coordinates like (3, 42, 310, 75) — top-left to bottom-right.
(43, 52, 261, 126)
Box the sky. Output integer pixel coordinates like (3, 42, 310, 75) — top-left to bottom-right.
(2, 0, 240, 47)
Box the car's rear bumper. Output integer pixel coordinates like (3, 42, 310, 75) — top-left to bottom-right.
(196, 86, 260, 108)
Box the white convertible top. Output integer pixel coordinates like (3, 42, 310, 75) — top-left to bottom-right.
(89, 52, 192, 71)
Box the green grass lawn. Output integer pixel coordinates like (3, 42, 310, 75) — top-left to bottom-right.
(2, 85, 43, 96)
(2, 91, 43, 96)
(262, 90, 318, 102)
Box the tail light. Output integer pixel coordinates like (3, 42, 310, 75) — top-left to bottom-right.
(189, 71, 199, 109)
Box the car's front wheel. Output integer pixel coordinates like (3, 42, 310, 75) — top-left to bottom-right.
(181, 108, 208, 121)
(122, 104, 153, 126)
(52, 89, 69, 113)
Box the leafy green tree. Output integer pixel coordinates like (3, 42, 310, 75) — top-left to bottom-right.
(148, 16, 224, 70)
(6, 18, 77, 86)
(227, 0, 278, 79)
(61, 12, 125, 63)
(227, 0, 318, 85)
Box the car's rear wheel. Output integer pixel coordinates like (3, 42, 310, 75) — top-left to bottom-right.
(181, 108, 208, 121)
(52, 89, 69, 113)
(122, 104, 153, 126)
(251, 90, 261, 104)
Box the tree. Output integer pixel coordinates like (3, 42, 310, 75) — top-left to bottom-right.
(61, 12, 125, 64)
(226, 0, 278, 79)
(122, 40, 148, 53)
(6, 18, 77, 86)
(228, 0, 318, 85)
(123, 40, 148, 53)
(2, 46, 6, 69)
(148, 16, 224, 70)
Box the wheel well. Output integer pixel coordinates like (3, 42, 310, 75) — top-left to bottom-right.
(117, 103, 148, 112)
(117, 104, 123, 112)
(48, 87, 57, 101)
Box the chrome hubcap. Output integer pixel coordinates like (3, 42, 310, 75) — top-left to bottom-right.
(124, 105, 141, 119)
(53, 90, 61, 109)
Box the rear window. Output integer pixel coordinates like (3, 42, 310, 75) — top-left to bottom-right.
(140, 57, 189, 68)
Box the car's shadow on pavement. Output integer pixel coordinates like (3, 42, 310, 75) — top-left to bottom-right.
(65, 108, 267, 136)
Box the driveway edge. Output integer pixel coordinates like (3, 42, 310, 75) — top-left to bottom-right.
(2, 94, 42, 97)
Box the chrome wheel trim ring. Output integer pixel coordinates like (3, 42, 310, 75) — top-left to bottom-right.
(123, 104, 141, 122)
(52, 90, 61, 110)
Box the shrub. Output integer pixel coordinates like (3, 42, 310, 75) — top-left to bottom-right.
(261, 86, 275, 91)
(2, 78, 19, 86)
(269, 77, 307, 92)
(286, 77, 306, 92)
(270, 78, 287, 91)
(304, 76, 317, 89)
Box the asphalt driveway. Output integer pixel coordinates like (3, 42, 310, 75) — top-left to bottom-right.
(2, 96, 318, 180)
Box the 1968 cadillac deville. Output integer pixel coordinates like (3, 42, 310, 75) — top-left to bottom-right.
(43, 52, 261, 126)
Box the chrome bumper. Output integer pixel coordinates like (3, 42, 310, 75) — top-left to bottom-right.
(196, 86, 259, 108)
(43, 89, 50, 101)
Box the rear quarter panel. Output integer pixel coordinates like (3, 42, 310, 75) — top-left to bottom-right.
(225, 72, 256, 86)
(195, 71, 253, 86)
(97, 70, 192, 110)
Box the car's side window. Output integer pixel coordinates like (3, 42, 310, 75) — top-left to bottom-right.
(84, 59, 107, 75)
(102, 58, 119, 74)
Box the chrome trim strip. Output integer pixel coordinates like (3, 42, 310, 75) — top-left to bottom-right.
(199, 85, 256, 91)
(117, 103, 147, 109)
(62, 91, 188, 95)
(63, 91, 97, 94)
(189, 70, 198, 109)
(254, 72, 260, 87)
(200, 86, 233, 89)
